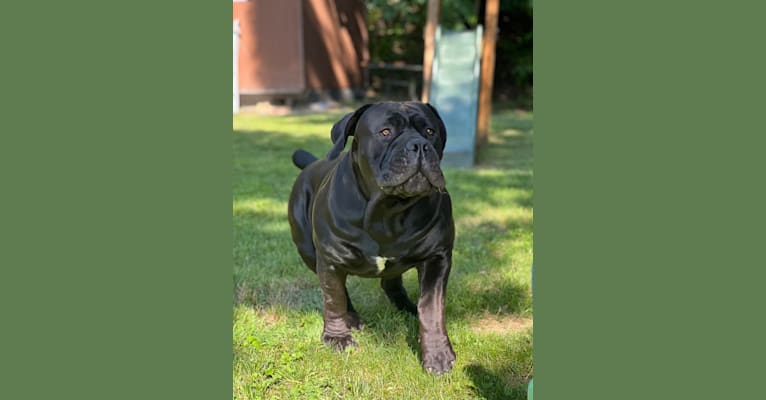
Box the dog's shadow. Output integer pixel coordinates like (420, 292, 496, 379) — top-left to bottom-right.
(347, 285, 423, 360)
(370, 310, 421, 359)
(465, 364, 527, 399)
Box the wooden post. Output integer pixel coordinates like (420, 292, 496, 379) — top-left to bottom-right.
(421, 0, 440, 103)
(476, 0, 499, 147)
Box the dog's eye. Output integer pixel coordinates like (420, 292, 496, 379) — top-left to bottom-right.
(426, 128, 435, 135)
(379, 128, 391, 137)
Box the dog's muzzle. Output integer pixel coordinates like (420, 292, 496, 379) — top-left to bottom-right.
(379, 137, 445, 198)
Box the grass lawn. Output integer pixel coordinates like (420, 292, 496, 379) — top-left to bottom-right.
(233, 105, 533, 399)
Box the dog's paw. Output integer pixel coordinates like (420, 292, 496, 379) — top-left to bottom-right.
(422, 345, 456, 375)
(346, 311, 363, 331)
(321, 332, 357, 352)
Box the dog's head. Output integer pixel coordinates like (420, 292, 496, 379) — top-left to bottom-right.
(327, 102, 447, 198)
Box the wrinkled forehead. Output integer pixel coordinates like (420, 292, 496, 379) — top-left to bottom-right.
(359, 102, 431, 131)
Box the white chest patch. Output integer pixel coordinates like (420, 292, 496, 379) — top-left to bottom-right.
(374, 256, 394, 273)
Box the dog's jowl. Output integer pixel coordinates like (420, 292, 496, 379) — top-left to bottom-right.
(287, 102, 456, 375)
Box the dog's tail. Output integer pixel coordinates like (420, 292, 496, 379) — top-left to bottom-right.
(292, 149, 318, 170)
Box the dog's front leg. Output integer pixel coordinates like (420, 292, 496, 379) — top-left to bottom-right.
(317, 262, 356, 351)
(417, 253, 456, 374)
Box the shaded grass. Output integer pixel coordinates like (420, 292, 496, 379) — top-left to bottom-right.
(233, 106, 533, 399)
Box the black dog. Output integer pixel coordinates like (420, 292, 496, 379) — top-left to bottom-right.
(287, 102, 456, 374)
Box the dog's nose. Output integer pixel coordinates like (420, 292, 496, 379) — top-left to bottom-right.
(406, 138, 430, 154)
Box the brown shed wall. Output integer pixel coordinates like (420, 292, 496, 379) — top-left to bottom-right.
(303, 0, 368, 91)
(234, 0, 367, 97)
(234, 0, 304, 95)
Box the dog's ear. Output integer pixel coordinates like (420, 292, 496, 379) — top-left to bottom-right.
(425, 103, 447, 156)
(327, 104, 372, 160)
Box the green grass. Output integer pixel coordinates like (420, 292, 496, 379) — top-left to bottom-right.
(233, 106, 533, 399)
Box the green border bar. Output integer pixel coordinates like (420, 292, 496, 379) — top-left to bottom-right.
(536, 1, 766, 399)
(1, 2, 231, 398)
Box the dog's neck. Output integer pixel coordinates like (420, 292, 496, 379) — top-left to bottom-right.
(363, 189, 443, 247)
(350, 148, 373, 201)
(339, 153, 442, 247)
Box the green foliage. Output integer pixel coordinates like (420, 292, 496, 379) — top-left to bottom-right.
(367, 0, 427, 63)
(367, 0, 479, 63)
(366, 0, 533, 100)
(233, 105, 533, 399)
(495, 0, 533, 94)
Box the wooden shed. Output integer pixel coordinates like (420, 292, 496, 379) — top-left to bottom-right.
(233, 0, 368, 102)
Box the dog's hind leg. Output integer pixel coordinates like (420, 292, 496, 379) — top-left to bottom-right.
(381, 275, 418, 315)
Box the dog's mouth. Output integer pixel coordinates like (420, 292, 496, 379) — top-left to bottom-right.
(379, 166, 446, 198)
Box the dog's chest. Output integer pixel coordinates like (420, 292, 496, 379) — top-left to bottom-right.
(356, 254, 411, 278)
(359, 233, 434, 276)
(352, 217, 442, 277)
(373, 256, 392, 272)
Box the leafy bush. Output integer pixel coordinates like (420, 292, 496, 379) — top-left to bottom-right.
(366, 0, 532, 101)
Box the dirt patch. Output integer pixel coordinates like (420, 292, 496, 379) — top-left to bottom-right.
(471, 314, 533, 335)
